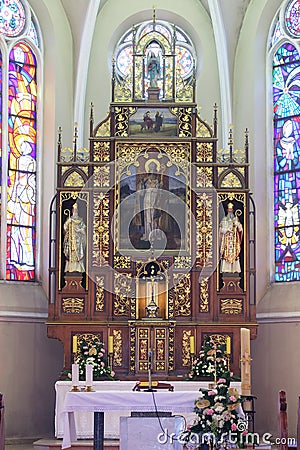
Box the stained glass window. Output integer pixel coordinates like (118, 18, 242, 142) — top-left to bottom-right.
(285, 0, 300, 38)
(0, 0, 26, 37)
(0, 0, 41, 281)
(271, 7, 300, 281)
(115, 19, 195, 100)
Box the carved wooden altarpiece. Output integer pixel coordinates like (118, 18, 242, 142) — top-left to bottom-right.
(47, 16, 257, 380)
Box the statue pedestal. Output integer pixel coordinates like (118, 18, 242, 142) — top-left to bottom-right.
(62, 272, 85, 292)
(147, 87, 160, 101)
(220, 273, 243, 293)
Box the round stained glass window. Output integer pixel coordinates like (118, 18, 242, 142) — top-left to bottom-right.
(285, 0, 300, 38)
(0, 0, 26, 37)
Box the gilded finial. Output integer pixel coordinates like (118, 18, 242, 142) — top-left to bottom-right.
(152, 5, 156, 24)
(228, 124, 233, 146)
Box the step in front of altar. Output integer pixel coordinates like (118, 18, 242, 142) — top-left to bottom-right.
(33, 439, 119, 450)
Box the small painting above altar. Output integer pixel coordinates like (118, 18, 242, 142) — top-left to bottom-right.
(129, 108, 177, 137)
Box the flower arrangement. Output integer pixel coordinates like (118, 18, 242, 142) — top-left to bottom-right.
(60, 336, 116, 381)
(188, 336, 228, 380)
(180, 372, 248, 449)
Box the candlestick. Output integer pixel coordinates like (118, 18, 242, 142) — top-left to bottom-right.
(108, 335, 114, 354)
(72, 335, 77, 354)
(71, 363, 79, 391)
(226, 336, 231, 354)
(240, 328, 251, 395)
(189, 336, 195, 354)
(85, 363, 93, 391)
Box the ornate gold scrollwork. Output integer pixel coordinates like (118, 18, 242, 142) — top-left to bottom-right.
(114, 255, 131, 269)
(62, 297, 84, 314)
(95, 117, 111, 137)
(182, 330, 192, 367)
(196, 193, 213, 268)
(114, 272, 133, 316)
(93, 193, 109, 266)
(93, 141, 110, 162)
(199, 277, 209, 313)
(95, 276, 105, 312)
(112, 330, 123, 366)
(220, 298, 243, 315)
(171, 273, 191, 317)
(196, 142, 213, 162)
(94, 166, 110, 187)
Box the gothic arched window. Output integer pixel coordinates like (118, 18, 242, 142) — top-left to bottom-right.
(0, 0, 41, 281)
(270, 0, 300, 282)
(114, 17, 196, 102)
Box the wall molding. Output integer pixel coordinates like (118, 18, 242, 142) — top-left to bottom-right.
(257, 311, 300, 323)
(0, 311, 47, 323)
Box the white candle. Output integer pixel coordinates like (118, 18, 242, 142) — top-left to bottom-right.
(240, 328, 251, 395)
(72, 363, 79, 386)
(86, 363, 93, 387)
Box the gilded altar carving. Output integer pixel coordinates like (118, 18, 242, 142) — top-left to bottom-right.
(196, 120, 213, 139)
(182, 330, 192, 367)
(94, 166, 110, 188)
(171, 273, 191, 317)
(64, 171, 85, 187)
(176, 75, 194, 102)
(113, 272, 133, 316)
(196, 193, 213, 268)
(93, 141, 110, 161)
(196, 142, 213, 162)
(170, 107, 193, 137)
(114, 76, 133, 103)
(92, 193, 109, 266)
(62, 297, 84, 314)
(95, 116, 111, 137)
(168, 326, 175, 371)
(95, 276, 105, 312)
(115, 107, 136, 137)
(130, 326, 136, 372)
(138, 327, 149, 371)
(174, 256, 192, 269)
(155, 328, 166, 372)
(219, 171, 243, 188)
(199, 277, 209, 313)
(112, 329, 123, 366)
(197, 166, 213, 187)
(114, 255, 131, 269)
(220, 298, 243, 315)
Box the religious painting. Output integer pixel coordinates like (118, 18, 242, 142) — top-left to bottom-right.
(129, 108, 177, 137)
(115, 146, 190, 255)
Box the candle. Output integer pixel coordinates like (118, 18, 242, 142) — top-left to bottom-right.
(72, 335, 77, 353)
(226, 336, 231, 354)
(86, 363, 93, 387)
(190, 336, 195, 354)
(108, 335, 114, 354)
(240, 328, 251, 395)
(71, 363, 79, 386)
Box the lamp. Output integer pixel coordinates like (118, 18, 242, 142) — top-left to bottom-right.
(241, 394, 257, 434)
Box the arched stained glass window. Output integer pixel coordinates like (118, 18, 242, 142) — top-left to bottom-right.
(270, 1, 300, 282)
(114, 18, 195, 102)
(0, 0, 41, 281)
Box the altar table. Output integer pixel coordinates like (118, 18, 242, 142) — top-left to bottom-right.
(56, 380, 241, 439)
(61, 390, 197, 449)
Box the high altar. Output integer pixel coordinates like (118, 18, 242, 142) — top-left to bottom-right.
(47, 13, 257, 381)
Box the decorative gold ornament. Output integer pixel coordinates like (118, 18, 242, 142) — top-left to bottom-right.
(95, 276, 105, 312)
(62, 297, 84, 314)
(220, 298, 243, 315)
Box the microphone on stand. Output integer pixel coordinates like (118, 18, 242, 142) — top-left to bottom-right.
(146, 350, 156, 391)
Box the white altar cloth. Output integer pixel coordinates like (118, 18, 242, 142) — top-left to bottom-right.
(61, 390, 197, 449)
(56, 380, 241, 440)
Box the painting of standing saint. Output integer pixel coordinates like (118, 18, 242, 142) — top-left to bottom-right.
(129, 108, 177, 137)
